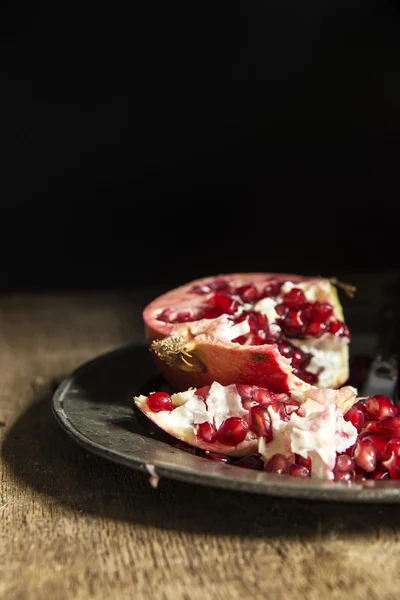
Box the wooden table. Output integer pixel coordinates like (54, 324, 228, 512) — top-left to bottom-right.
(1, 273, 400, 600)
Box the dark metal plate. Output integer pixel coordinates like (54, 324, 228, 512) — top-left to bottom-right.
(52, 344, 400, 503)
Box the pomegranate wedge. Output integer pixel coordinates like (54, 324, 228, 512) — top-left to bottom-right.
(134, 380, 359, 479)
(143, 272, 354, 392)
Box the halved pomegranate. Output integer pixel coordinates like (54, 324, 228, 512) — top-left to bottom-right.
(134, 380, 359, 479)
(143, 272, 354, 392)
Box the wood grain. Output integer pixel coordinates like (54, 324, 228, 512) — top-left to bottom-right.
(1, 277, 400, 600)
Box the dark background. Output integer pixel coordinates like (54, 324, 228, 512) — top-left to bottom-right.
(2, 1, 399, 293)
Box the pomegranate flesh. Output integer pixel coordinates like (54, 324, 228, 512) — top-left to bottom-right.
(143, 273, 353, 392)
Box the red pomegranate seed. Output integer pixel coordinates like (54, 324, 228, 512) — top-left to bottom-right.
(235, 284, 259, 303)
(364, 395, 399, 420)
(344, 401, 366, 432)
(277, 341, 294, 359)
(203, 452, 231, 463)
(275, 304, 288, 318)
(234, 455, 264, 470)
(248, 405, 272, 439)
(358, 433, 388, 459)
(293, 370, 318, 385)
(197, 421, 217, 443)
(280, 309, 307, 336)
(157, 308, 198, 323)
(211, 292, 239, 315)
(262, 280, 283, 297)
(368, 465, 390, 480)
(290, 464, 310, 477)
(215, 417, 249, 446)
(328, 320, 350, 338)
(352, 438, 378, 472)
(363, 416, 400, 438)
(333, 470, 354, 481)
(305, 320, 328, 338)
(264, 453, 290, 474)
(251, 388, 279, 405)
(381, 438, 400, 463)
(235, 384, 255, 401)
(146, 391, 173, 412)
(295, 454, 312, 471)
(381, 440, 400, 479)
(311, 301, 334, 322)
(282, 288, 307, 309)
(335, 453, 355, 472)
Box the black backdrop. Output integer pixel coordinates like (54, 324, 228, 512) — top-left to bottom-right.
(2, 1, 399, 293)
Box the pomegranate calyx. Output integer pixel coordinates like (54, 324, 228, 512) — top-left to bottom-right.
(151, 336, 206, 373)
(329, 277, 357, 299)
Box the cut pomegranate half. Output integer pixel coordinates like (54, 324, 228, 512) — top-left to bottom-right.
(143, 273, 353, 392)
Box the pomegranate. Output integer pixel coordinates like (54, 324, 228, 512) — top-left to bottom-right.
(143, 273, 353, 392)
(134, 379, 359, 479)
(134, 384, 400, 481)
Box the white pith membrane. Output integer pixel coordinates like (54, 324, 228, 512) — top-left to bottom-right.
(134, 381, 358, 481)
(153, 278, 350, 388)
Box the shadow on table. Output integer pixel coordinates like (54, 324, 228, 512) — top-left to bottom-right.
(3, 378, 400, 541)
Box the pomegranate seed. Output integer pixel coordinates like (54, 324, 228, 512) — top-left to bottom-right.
(211, 292, 239, 315)
(215, 417, 248, 446)
(358, 433, 388, 459)
(197, 421, 217, 443)
(328, 320, 350, 338)
(352, 438, 378, 472)
(234, 455, 264, 470)
(146, 391, 173, 412)
(251, 388, 279, 405)
(262, 280, 283, 297)
(368, 465, 390, 480)
(264, 453, 290, 474)
(293, 370, 318, 385)
(235, 384, 255, 402)
(248, 405, 272, 439)
(277, 341, 294, 359)
(290, 464, 310, 477)
(344, 401, 366, 432)
(290, 349, 304, 368)
(363, 416, 400, 438)
(311, 302, 334, 322)
(385, 455, 400, 479)
(335, 454, 355, 472)
(305, 320, 328, 338)
(208, 279, 230, 292)
(381, 440, 400, 478)
(275, 304, 288, 318)
(203, 452, 231, 463)
(157, 308, 198, 323)
(381, 438, 400, 463)
(280, 309, 307, 337)
(364, 395, 399, 420)
(295, 454, 312, 471)
(282, 288, 307, 309)
(333, 470, 354, 481)
(235, 284, 259, 303)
